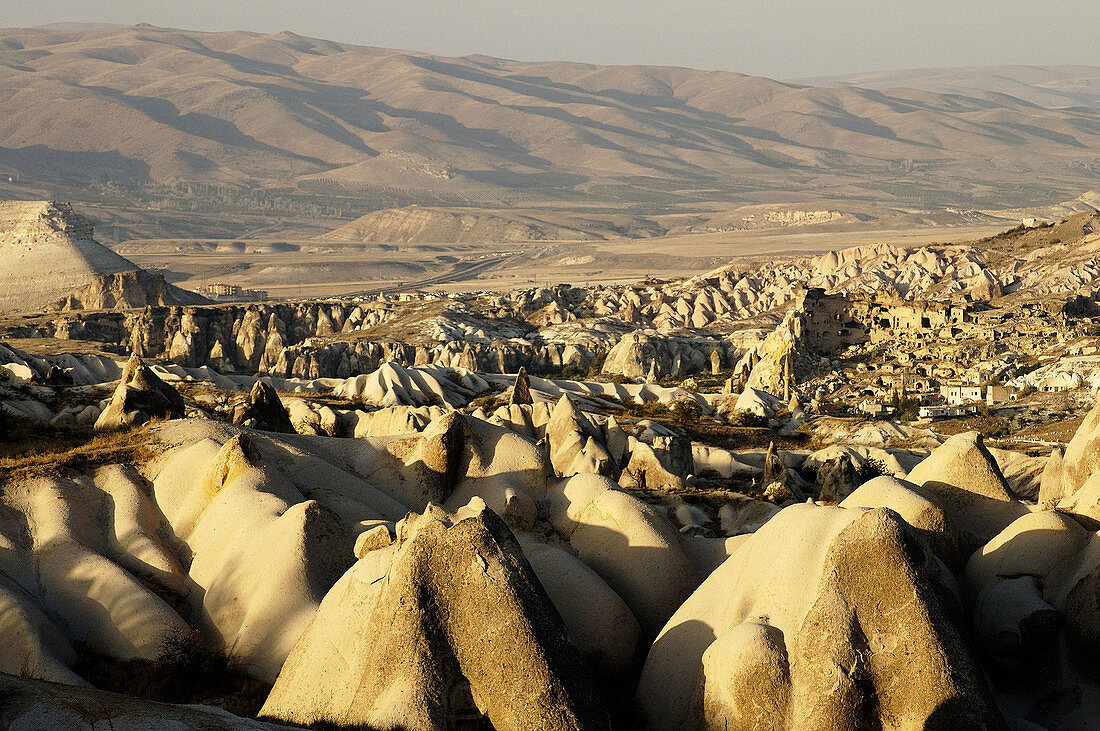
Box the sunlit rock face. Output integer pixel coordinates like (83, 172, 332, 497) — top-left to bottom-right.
(0, 200, 204, 313)
(0, 673, 298, 730)
(11, 200, 1100, 729)
(93, 355, 186, 431)
(637, 504, 1003, 730)
(0, 412, 701, 724)
(261, 504, 612, 730)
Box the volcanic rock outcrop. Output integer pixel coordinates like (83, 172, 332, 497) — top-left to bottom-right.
(602, 331, 716, 380)
(29, 293, 737, 382)
(964, 509, 1100, 727)
(904, 431, 1027, 557)
(0, 464, 193, 684)
(0, 673, 296, 730)
(14, 197, 1100, 729)
(840, 475, 962, 571)
(231, 380, 295, 433)
(510, 366, 533, 405)
(546, 394, 615, 478)
(261, 504, 611, 730)
(814, 452, 860, 502)
(0, 411, 699, 712)
(1039, 396, 1100, 512)
(93, 354, 186, 431)
(637, 503, 1004, 730)
(332, 361, 489, 407)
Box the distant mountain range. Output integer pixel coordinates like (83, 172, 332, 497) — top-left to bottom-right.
(1, 25, 1098, 210)
(796, 65, 1100, 110)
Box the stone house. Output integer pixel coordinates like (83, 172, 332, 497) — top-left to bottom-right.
(940, 382, 983, 405)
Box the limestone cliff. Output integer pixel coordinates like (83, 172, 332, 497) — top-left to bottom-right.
(0, 200, 207, 313)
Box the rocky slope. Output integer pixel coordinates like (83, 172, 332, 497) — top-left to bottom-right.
(4, 196, 1100, 727)
(14, 209, 1100, 390)
(659, 210, 1100, 323)
(7, 384, 1100, 727)
(0, 200, 206, 313)
(0, 414, 697, 725)
(19, 287, 741, 381)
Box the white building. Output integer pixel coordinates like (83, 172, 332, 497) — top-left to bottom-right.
(919, 405, 970, 420)
(940, 382, 983, 406)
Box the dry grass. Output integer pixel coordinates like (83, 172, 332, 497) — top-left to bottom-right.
(674, 419, 811, 451)
(0, 420, 161, 482)
(1008, 414, 1086, 445)
(926, 414, 1009, 438)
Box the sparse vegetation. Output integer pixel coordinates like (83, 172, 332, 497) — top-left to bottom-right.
(890, 389, 921, 422)
(468, 394, 506, 412)
(727, 409, 768, 428)
(74, 629, 271, 718)
(858, 457, 892, 482)
(646, 402, 668, 416)
(624, 400, 669, 419)
(536, 354, 609, 382)
(669, 399, 702, 426)
(0, 420, 160, 482)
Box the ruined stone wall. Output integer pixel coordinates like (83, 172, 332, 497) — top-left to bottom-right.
(797, 289, 982, 353)
(797, 289, 869, 353)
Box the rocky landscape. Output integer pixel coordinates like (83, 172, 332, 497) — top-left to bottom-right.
(4, 196, 1100, 729)
(1, 20, 1100, 730)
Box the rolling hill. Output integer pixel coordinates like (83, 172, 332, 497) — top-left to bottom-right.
(796, 65, 1100, 110)
(0, 24, 1098, 214)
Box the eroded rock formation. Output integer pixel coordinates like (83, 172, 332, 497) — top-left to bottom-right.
(638, 504, 1004, 730)
(0, 200, 205, 313)
(230, 380, 295, 433)
(94, 354, 185, 431)
(261, 504, 611, 730)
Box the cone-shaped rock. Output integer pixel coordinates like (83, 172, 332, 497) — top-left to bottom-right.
(232, 379, 295, 433)
(905, 431, 1027, 557)
(94, 355, 185, 431)
(638, 504, 1004, 729)
(510, 366, 533, 405)
(261, 503, 610, 730)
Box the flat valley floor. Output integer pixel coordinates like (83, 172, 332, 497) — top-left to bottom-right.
(116, 221, 1008, 298)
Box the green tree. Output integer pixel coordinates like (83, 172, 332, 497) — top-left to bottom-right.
(670, 399, 702, 426)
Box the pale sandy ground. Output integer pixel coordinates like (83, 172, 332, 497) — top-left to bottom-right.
(117, 222, 1006, 299)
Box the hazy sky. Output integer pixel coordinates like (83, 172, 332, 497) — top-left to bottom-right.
(2, 0, 1097, 79)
